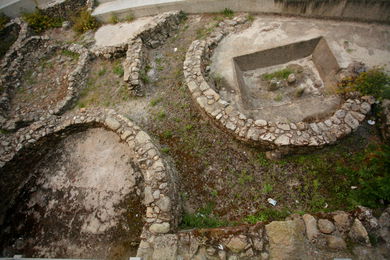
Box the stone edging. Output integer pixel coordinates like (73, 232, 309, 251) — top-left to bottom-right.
(183, 16, 375, 150)
(0, 108, 180, 245)
(92, 11, 183, 95)
(0, 35, 91, 130)
(140, 205, 389, 259)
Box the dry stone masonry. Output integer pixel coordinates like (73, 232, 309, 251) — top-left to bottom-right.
(93, 11, 183, 95)
(0, 108, 180, 255)
(183, 16, 375, 152)
(136, 206, 390, 259)
(0, 27, 91, 131)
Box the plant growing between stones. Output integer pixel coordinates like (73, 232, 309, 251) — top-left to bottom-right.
(221, 8, 234, 19)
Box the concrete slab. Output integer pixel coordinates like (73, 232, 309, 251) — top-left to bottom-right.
(93, 16, 154, 47)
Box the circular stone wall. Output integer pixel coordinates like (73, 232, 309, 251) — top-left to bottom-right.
(0, 36, 90, 131)
(184, 15, 376, 150)
(0, 108, 180, 258)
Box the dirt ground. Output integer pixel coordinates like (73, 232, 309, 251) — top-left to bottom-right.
(10, 49, 78, 116)
(0, 128, 144, 259)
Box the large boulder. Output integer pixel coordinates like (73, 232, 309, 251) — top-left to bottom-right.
(265, 220, 306, 260)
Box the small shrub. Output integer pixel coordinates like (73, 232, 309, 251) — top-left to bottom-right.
(161, 147, 170, 153)
(0, 13, 10, 30)
(156, 110, 166, 120)
(109, 14, 119, 24)
(221, 8, 234, 18)
(72, 9, 100, 34)
(338, 67, 390, 99)
(22, 10, 62, 33)
(211, 73, 224, 91)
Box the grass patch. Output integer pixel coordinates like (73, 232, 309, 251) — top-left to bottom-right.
(113, 61, 124, 77)
(61, 49, 79, 60)
(150, 97, 162, 106)
(109, 14, 119, 24)
(274, 94, 283, 102)
(180, 202, 232, 229)
(244, 208, 290, 224)
(262, 68, 293, 81)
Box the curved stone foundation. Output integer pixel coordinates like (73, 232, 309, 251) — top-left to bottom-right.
(183, 16, 374, 151)
(0, 108, 180, 255)
(0, 33, 91, 130)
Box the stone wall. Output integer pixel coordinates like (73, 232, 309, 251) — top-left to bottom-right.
(93, 11, 183, 96)
(0, 108, 181, 250)
(183, 16, 374, 152)
(137, 206, 390, 259)
(0, 32, 91, 131)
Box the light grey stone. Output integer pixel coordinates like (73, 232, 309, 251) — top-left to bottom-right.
(303, 214, 319, 241)
(149, 222, 170, 233)
(105, 117, 121, 130)
(318, 219, 335, 234)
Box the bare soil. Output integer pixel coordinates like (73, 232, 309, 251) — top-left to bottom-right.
(0, 128, 144, 259)
(10, 49, 78, 116)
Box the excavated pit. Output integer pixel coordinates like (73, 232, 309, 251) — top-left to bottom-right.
(232, 37, 341, 122)
(0, 127, 145, 259)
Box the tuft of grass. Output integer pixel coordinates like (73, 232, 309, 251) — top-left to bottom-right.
(109, 14, 119, 24)
(221, 8, 234, 19)
(262, 183, 273, 194)
(125, 13, 135, 22)
(180, 202, 232, 229)
(262, 68, 293, 81)
(61, 49, 79, 60)
(161, 147, 170, 153)
(150, 97, 162, 106)
(238, 169, 254, 185)
(274, 94, 283, 102)
(113, 62, 124, 77)
(98, 68, 107, 77)
(162, 130, 173, 138)
(247, 14, 255, 22)
(156, 110, 166, 120)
